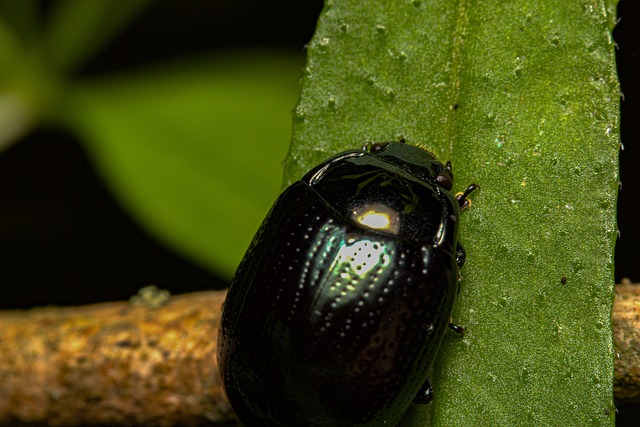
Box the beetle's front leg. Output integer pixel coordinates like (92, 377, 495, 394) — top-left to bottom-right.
(448, 322, 464, 336)
(455, 183, 479, 210)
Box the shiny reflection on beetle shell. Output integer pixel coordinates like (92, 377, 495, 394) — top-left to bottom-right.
(352, 203, 400, 234)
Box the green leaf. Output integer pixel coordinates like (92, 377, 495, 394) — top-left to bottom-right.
(287, 1, 619, 426)
(63, 52, 303, 276)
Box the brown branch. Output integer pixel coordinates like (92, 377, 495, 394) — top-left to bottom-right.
(613, 280, 640, 406)
(0, 290, 236, 426)
(1, 282, 639, 425)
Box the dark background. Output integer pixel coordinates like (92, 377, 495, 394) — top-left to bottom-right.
(0, 0, 638, 423)
(0, 0, 324, 308)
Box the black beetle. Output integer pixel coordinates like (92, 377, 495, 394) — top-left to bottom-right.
(218, 141, 477, 426)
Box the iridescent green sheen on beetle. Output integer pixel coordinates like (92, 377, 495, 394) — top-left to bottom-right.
(218, 141, 477, 426)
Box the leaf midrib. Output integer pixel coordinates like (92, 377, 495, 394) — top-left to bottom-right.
(445, 0, 469, 155)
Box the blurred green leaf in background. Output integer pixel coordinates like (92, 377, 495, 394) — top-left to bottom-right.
(0, 0, 304, 277)
(64, 54, 302, 274)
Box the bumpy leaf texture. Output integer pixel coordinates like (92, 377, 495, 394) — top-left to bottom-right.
(286, 1, 619, 425)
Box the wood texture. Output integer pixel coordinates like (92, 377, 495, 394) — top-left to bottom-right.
(0, 290, 236, 426)
(613, 280, 640, 405)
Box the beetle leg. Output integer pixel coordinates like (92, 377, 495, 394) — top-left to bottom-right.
(456, 242, 466, 268)
(448, 322, 464, 336)
(455, 183, 479, 210)
(413, 378, 434, 404)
